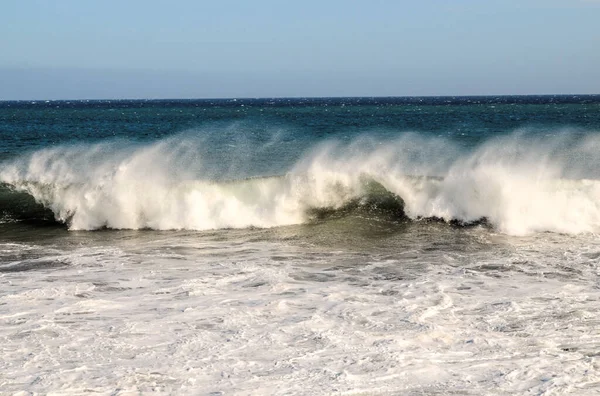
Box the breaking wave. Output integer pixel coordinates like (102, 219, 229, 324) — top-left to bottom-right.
(2, 131, 600, 235)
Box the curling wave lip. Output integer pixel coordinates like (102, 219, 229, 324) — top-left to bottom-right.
(2, 131, 600, 235)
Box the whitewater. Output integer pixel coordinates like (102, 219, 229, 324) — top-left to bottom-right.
(1, 97, 600, 395)
(2, 131, 600, 235)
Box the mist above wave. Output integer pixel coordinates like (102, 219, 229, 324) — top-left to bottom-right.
(2, 130, 600, 235)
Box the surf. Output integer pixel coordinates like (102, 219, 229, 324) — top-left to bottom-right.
(2, 130, 600, 235)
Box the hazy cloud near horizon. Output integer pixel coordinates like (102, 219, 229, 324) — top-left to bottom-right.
(1, 0, 598, 99)
(1, 66, 598, 101)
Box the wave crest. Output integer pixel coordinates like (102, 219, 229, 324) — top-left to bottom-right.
(2, 131, 600, 235)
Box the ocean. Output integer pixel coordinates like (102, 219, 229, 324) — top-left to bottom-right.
(1, 96, 600, 395)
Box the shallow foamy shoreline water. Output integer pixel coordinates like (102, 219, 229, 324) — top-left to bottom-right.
(2, 225, 600, 395)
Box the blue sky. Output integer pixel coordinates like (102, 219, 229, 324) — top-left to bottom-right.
(1, 0, 599, 99)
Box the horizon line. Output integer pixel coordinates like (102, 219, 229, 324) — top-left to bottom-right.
(2, 93, 600, 103)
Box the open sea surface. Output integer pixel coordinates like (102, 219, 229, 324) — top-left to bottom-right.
(1, 96, 600, 395)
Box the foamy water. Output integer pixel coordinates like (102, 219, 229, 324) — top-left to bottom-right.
(2, 98, 600, 394)
(1, 227, 599, 395)
(3, 132, 600, 235)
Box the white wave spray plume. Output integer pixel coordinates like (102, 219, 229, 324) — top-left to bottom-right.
(2, 130, 600, 235)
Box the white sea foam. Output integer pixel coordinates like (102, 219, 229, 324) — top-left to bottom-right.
(2, 131, 600, 235)
(1, 230, 600, 394)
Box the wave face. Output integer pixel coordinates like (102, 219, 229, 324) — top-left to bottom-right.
(2, 131, 600, 235)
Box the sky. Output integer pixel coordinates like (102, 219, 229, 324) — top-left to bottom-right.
(1, 0, 599, 99)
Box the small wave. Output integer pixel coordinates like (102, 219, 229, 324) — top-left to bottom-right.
(2, 131, 600, 235)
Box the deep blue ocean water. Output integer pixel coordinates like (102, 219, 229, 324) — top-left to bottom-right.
(2, 95, 599, 158)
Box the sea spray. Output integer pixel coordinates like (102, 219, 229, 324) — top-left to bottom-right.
(2, 130, 600, 235)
